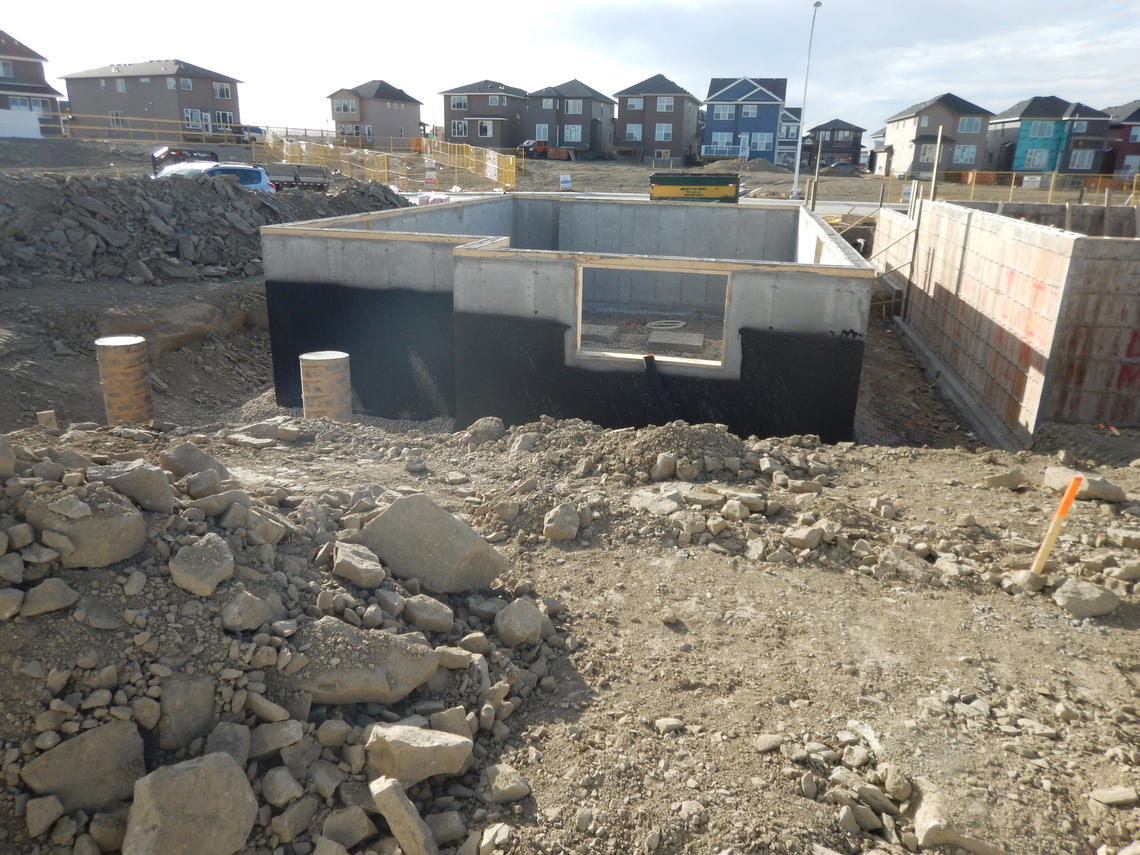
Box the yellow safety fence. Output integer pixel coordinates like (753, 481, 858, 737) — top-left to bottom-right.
(870, 170, 1139, 206)
(422, 138, 517, 190)
(255, 137, 410, 190)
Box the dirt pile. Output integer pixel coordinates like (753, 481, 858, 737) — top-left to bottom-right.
(0, 173, 407, 288)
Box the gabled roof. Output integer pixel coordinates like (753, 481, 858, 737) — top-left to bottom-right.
(886, 92, 992, 122)
(440, 79, 527, 97)
(0, 80, 62, 97)
(63, 60, 240, 83)
(1106, 100, 1140, 125)
(705, 77, 787, 103)
(810, 118, 865, 133)
(992, 95, 1070, 121)
(614, 74, 696, 99)
(782, 107, 801, 121)
(330, 80, 421, 105)
(529, 79, 615, 104)
(0, 30, 47, 62)
(1063, 101, 1107, 120)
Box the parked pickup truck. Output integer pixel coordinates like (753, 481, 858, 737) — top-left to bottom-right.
(260, 163, 333, 192)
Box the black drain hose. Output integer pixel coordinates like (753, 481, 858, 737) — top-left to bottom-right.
(643, 354, 679, 421)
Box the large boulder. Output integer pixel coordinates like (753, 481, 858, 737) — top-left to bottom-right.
(20, 721, 144, 811)
(19, 486, 146, 569)
(122, 753, 257, 855)
(159, 442, 230, 479)
(364, 724, 472, 786)
(87, 459, 176, 514)
(1042, 467, 1126, 503)
(358, 494, 505, 594)
(169, 532, 234, 596)
(295, 616, 438, 704)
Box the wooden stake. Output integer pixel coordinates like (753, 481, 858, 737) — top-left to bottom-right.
(1030, 476, 1082, 575)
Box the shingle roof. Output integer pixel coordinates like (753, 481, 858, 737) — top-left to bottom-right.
(706, 77, 787, 102)
(1062, 101, 1107, 120)
(0, 80, 62, 97)
(0, 30, 47, 62)
(330, 80, 421, 105)
(613, 74, 695, 99)
(439, 79, 527, 97)
(810, 118, 865, 133)
(62, 60, 239, 83)
(992, 95, 1070, 121)
(1106, 100, 1140, 124)
(529, 79, 615, 104)
(886, 92, 992, 122)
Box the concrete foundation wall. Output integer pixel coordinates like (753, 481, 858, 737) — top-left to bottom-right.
(955, 202, 1138, 238)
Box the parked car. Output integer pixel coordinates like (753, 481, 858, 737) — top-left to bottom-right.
(155, 160, 276, 192)
(820, 162, 863, 176)
(229, 125, 265, 144)
(517, 140, 550, 158)
(150, 145, 218, 175)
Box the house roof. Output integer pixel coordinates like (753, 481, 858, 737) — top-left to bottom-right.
(613, 74, 696, 99)
(0, 30, 47, 62)
(992, 95, 1070, 121)
(1105, 100, 1140, 124)
(1062, 101, 1107, 120)
(781, 107, 801, 122)
(886, 92, 992, 122)
(331, 80, 421, 105)
(810, 118, 865, 133)
(439, 79, 527, 97)
(62, 60, 239, 83)
(0, 80, 62, 98)
(705, 77, 787, 103)
(529, 79, 615, 104)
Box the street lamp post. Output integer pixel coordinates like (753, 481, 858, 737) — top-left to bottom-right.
(790, 0, 822, 199)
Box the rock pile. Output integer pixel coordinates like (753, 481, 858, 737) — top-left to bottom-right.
(0, 174, 408, 288)
(0, 421, 563, 854)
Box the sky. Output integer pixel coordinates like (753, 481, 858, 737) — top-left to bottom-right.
(7, 0, 1140, 139)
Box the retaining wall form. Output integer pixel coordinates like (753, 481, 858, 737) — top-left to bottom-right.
(263, 196, 873, 441)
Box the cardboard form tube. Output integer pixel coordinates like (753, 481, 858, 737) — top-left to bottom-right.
(299, 350, 351, 422)
(95, 335, 155, 426)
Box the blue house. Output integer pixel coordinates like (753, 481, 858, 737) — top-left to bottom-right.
(701, 77, 792, 162)
(987, 96, 1070, 172)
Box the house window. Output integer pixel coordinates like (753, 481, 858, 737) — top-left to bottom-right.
(534, 123, 549, 141)
(655, 123, 672, 141)
(918, 144, 936, 163)
(952, 144, 976, 164)
(919, 115, 929, 127)
(712, 104, 734, 121)
(339, 124, 359, 136)
(1130, 126, 1140, 143)
(108, 111, 125, 128)
(542, 98, 554, 110)
(364, 125, 373, 141)
(564, 124, 582, 142)
(215, 110, 234, 126)
(626, 97, 642, 110)
(625, 123, 642, 141)
(450, 95, 467, 110)
(100, 79, 107, 89)
(1123, 154, 1140, 172)
(212, 82, 232, 100)
(167, 78, 176, 89)
(711, 131, 733, 147)
(114, 80, 126, 93)
(779, 123, 798, 139)
(451, 120, 468, 137)
(657, 96, 673, 112)
(478, 120, 494, 138)
(180, 78, 192, 90)
(0, 60, 12, 78)
(333, 99, 357, 113)
(31, 98, 52, 115)
(488, 95, 500, 106)
(1072, 120, 1087, 133)
(565, 99, 582, 114)
(1070, 149, 1094, 170)
(1024, 148, 1049, 168)
(655, 149, 671, 158)
(835, 130, 852, 141)
(957, 116, 981, 134)
(1029, 121, 1052, 138)
(752, 132, 773, 150)
(183, 108, 202, 129)
(9, 96, 30, 110)
(140, 77, 150, 83)
(742, 104, 757, 118)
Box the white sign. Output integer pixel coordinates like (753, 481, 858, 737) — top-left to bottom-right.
(484, 150, 499, 182)
(559, 174, 572, 191)
(424, 171, 436, 187)
(1022, 175, 1042, 189)
(424, 158, 436, 169)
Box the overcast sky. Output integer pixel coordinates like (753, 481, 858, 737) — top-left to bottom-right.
(7, 0, 1140, 138)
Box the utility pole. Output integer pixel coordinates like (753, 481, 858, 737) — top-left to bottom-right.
(790, 1, 823, 199)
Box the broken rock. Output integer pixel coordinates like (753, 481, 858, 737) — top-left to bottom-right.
(542, 502, 579, 541)
(160, 441, 231, 479)
(494, 597, 543, 647)
(21, 720, 144, 811)
(1042, 466, 1125, 503)
(332, 541, 386, 588)
(20, 486, 146, 569)
(371, 776, 440, 855)
(1052, 577, 1119, 618)
(169, 532, 234, 596)
(87, 459, 176, 514)
(364, 723, 473, 786)
(480, 763, 530, 803)
(19, 578, 80, 617)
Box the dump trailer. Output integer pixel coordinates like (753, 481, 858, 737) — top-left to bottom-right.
(261, 163, 333, 191)
(649, 172, 739, 203)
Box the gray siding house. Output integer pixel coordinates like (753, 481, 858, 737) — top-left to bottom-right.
(440, 80, 528, 148)
(526, 79, 615, 156)
(328, 80, 422, 147)
(0, 30, 64, 136)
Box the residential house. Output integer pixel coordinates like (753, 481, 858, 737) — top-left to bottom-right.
(439, 80, 528, 148)
(1059, 102, 1109, 174)
(802, 119, 864, 169)
(881, 92, 992, 177)
(869, 127, 887, 175)
(702, 77, 790, 163)
(328, 80, 422, 146)
(62, 60, 241, 138)
(612, 74, 702, 163)
(1104, 100, 1140, 175)
(775, 107, 801, 168)
(0, 30, 63, 136)
(986, 95, 1081, 172)
(526, 79, 614, 157)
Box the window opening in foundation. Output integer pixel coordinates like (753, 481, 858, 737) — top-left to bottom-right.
(577, 265, 729, 367)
